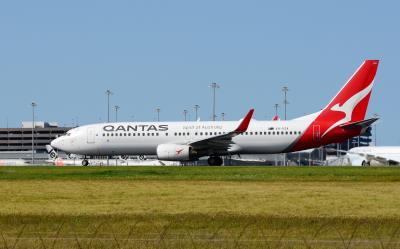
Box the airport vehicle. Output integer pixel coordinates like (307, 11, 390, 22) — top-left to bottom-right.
(51, 60, 379, 166)
(345, 146, 400, 166)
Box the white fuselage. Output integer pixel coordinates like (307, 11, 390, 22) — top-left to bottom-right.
(348, 146, 400, 165)
(51, 115, 316, 157)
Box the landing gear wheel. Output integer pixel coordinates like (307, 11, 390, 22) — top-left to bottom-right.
(207, 156, 223, 166)
(361, 160, 370, 166)
(82, 159, 89, 166)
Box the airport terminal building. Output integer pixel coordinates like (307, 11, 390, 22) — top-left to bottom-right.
(0, 121, 71, 160)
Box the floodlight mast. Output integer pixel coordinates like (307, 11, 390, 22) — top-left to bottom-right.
(282, 86, 289, 120)
(194, 105, 200, 120)
(31, 102, 37, 164)
(115, 105, 120, 122)
(156, 108, 161, 121)
(209, 82, 220, 121)
(105, 90, 113, 123)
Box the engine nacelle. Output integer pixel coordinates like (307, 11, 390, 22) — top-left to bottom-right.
(156, 144, 193, 161)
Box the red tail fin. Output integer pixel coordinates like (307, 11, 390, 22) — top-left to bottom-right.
(325, 60, 379, 121)
(318, 60, 379, 137)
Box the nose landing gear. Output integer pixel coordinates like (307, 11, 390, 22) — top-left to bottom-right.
(207, 156, 223, 166)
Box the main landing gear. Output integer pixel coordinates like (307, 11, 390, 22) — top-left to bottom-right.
(207, 156, 223, 166)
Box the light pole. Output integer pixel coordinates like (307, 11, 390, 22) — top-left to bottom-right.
(114, 105, 120, 122)
(282, 86, 289, 120)
(282, 87, 289, 166)
(209, 82, 220, 121)
(194, 105, 200, 121)
(183, 110, 188, 121)
(105, 90, 113, 123)
(156, 108, 160, 121)
(31, 102, 37, 164)
(373, 113, 379, 146)
(274, 104, 279, 117)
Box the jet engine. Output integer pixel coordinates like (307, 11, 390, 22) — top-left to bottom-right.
(156, 144, 194, 161)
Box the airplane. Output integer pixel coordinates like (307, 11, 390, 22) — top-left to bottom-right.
(333, 146, 400, 166)
(51, 60, 380, 166)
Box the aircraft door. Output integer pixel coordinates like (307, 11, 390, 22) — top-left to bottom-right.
(87, 127, 96, 144)
(313, 125, 320, 142)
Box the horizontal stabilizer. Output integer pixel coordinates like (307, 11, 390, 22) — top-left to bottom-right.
(339, 117, 379, 130)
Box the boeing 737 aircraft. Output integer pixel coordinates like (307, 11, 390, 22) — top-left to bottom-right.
(51, 60, 380, 166)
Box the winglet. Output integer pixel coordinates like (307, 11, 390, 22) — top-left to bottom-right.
(235, 109, 254, 133)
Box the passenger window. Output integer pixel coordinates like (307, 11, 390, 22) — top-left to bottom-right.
(179, 132, 181, 136)
(133, 133, 136, 136)
(250, 132, 253, 135)
(137, 133, 140, 136)
(290, 131, 292, 135)
(195, 132, 198, 136)
(111, 133, 114, 136)
(205, 132, 208, 135)
(156, 133, 159, 136)
(151, 133, 154, 136)
(174, 133, 177, 136)
(272, 132, 275, 135)
(165, 133, 168, 136)
(128, 133, 131, 136)
(255, 132, 258, 135)
(124, 133, 126, 136)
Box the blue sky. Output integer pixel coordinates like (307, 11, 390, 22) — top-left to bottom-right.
(0, 0, 399, 144)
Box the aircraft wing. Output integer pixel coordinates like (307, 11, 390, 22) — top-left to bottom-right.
(188, 109, 254, 154)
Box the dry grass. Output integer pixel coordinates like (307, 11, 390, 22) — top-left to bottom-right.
(0, 180, 400, 218)
(1, 167, 400, 248)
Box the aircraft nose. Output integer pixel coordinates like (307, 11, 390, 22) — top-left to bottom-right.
(51, 137, 63, 150)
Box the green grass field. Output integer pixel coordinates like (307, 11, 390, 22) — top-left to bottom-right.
(1, 166, 400, 248)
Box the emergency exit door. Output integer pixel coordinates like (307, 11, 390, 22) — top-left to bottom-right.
(313, 125, 320, 142)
